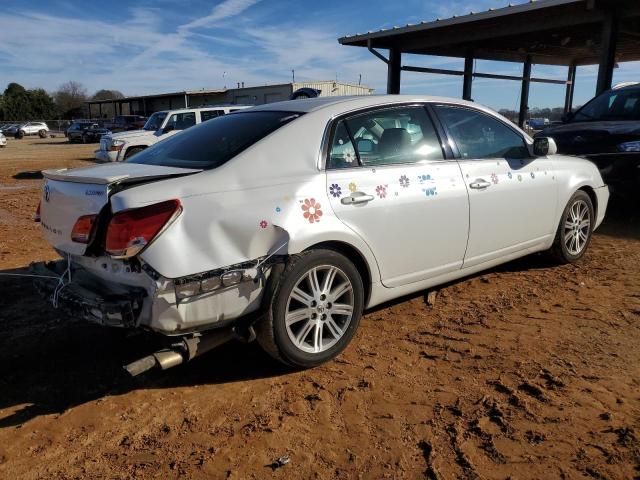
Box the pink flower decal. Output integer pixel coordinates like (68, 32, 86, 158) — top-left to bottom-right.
(375, 184, 388, 199)
(259, 220, 268, 229)
(301, 198, 323, 223)
(490, 173, 499, 184)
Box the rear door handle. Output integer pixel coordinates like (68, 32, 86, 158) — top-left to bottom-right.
(469, 179, 492, 189)
(341, 192, 374, 205)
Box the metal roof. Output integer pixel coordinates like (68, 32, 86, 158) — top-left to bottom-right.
(339, 0, 640, 66)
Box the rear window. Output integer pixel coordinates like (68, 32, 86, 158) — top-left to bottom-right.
(128, 111, 302, 170)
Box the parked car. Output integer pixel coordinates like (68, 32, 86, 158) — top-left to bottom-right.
(0, 132, 6, 148)
(67, 122, 111, 143)
(15, 122, 49, 139)
(33, 95, 608, 374)
(527, 118, 549, 130)
(537, 82, 640, 185)
(95, 105, 250, 162)
(0, 124, 17, 134)
(104, 115, 148, 133)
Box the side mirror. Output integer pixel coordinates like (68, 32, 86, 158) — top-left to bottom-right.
(162, 124, 174, 134)
(357, 138, 374, 153)
(533, 137, 558, 157)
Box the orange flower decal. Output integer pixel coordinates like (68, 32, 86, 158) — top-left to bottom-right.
(301, 198, 323, 223)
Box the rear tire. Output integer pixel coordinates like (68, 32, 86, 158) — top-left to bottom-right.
(15, 130, 24, 139)
(550, 190, 594, 263)
(255, 249, 364, 368)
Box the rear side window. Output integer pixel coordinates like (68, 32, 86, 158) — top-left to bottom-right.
(201, 110, 223, 122)
(128, 111, 302, 170)
(435, 105, 529, 160)
(328, 105, 444, 168)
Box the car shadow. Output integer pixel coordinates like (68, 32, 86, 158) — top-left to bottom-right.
(0, 267, 290, 429)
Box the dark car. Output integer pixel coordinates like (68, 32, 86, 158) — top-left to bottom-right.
(536, 83, 640, 185)
(67, 122, 111, 143)
(104, 115, 147, 133)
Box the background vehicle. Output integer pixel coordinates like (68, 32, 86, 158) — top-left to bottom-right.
(104, 115, 147, 133)
(15, 121, 49, 139)
(95, 105, 250, 162)
(537, 82, 640, 186)
(67, 122, 111, 143)
(0, 124, 18, 135)
(0, 132, 6, 148)
(35, 95, 608, 373)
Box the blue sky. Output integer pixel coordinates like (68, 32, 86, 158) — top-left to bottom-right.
(0, 0, 638, 110)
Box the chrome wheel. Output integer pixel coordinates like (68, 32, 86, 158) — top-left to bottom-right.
(285, 265, 354, 354)
(563, 199, 591, 255)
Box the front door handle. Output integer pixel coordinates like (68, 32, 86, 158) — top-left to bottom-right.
(341, 192, 375, 205)
(469, 179, 492, 189)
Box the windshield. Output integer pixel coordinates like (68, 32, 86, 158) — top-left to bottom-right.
(572, 87, 640, 122)
(144, 112, 168, 131)
(128, 110, 302, 169)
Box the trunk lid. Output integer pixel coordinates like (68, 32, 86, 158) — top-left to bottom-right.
(40, 163, 201, 255)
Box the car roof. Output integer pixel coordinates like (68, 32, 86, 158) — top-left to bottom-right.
(248, 94, 482, 114)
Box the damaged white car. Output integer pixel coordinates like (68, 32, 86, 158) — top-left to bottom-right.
(33, 95, 609, 374)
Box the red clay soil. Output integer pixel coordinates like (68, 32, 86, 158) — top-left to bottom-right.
(0, 137, 638, 479)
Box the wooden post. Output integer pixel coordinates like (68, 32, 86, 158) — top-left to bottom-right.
(387, 48, 401, 94)
(462, 54, 473, 101)
(596, 13, 618, 95)
(518, 55, 532, 128)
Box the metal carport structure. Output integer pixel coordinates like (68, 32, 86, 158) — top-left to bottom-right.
(339, 0, 640, 127)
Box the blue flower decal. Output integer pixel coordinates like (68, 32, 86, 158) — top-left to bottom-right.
(399, 175, 410, 188)
(329, 183, 342, 198)
(530, 172, 535, 179)
(507, 172, 513, 179)
(423, 187, 438, 197)
(418, 174, 432, 184)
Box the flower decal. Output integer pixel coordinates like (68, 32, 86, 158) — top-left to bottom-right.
(259, 220, 268, 229)
(418, 174, 432, 184)
(301, 198, 323, 223)
(517, 174, 523, 182)
(399, 175, 410, 188)
(530, 172, 535, 179)
(348, 182, 357, 193)
(507, 172, 513, 179)
(329, 183, 342, 198)
(275, 206, 282, 213)
(423, 187, 438, 197)
(375, 184, 388, 199)
(343, 149, 356, 164)
(490, 173, 499, 184)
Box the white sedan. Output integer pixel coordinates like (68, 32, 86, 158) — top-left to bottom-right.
(34, 95, 609, 373)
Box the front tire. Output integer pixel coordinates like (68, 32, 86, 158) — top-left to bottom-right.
(550, 190, 594, 263)
(38, 129, 47, 138)
(256, 249, 364, 368)
(124, 147, 144, 159)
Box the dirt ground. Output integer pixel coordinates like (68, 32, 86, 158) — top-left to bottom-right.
(0, 137, 638, 480)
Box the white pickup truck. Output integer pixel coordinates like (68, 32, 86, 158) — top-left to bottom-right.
(95, 105, 251, 162)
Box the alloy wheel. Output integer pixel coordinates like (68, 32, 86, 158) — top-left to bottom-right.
(563, 199, 591, 255)
(285, 265, 354, 354)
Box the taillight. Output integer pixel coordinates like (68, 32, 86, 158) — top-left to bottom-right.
(35, 201, 41, 222)
(71, 214, 98, 243)
(106, 199, 181, 258)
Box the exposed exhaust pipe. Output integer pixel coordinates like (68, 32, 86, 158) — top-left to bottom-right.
(124, 327, 239, 376)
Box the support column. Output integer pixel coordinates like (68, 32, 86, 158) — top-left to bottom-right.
(564, 64, 577, 114)
(387, 48, 401, 94)
(462, 54, 473, 101)
(98, 103, 102, 118)
(596, 13, 618, 95)
(518, 55, 532, 128)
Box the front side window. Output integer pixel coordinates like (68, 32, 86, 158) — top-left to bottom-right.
(144, 112, 167, 131)
(435, 105, 529, 160)
(166, 112, 196, 131)
(327, 105, 444, 169)
(128, 111, 302, 170)
(201, 110, 222, 122)
(572, 87, 640, 122)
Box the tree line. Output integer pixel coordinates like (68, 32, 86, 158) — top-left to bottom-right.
(0, 81, 125, 121)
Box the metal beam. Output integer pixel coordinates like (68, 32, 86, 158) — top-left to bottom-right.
(518, 55, 532, 128)
(596, 13, 618, 95)
(387, 48, 401, 94)
(367, 39, 389, 64)
(564, 64, 577, 114)
(400, 65, 566, 84)
(462, 54, 473, 100)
